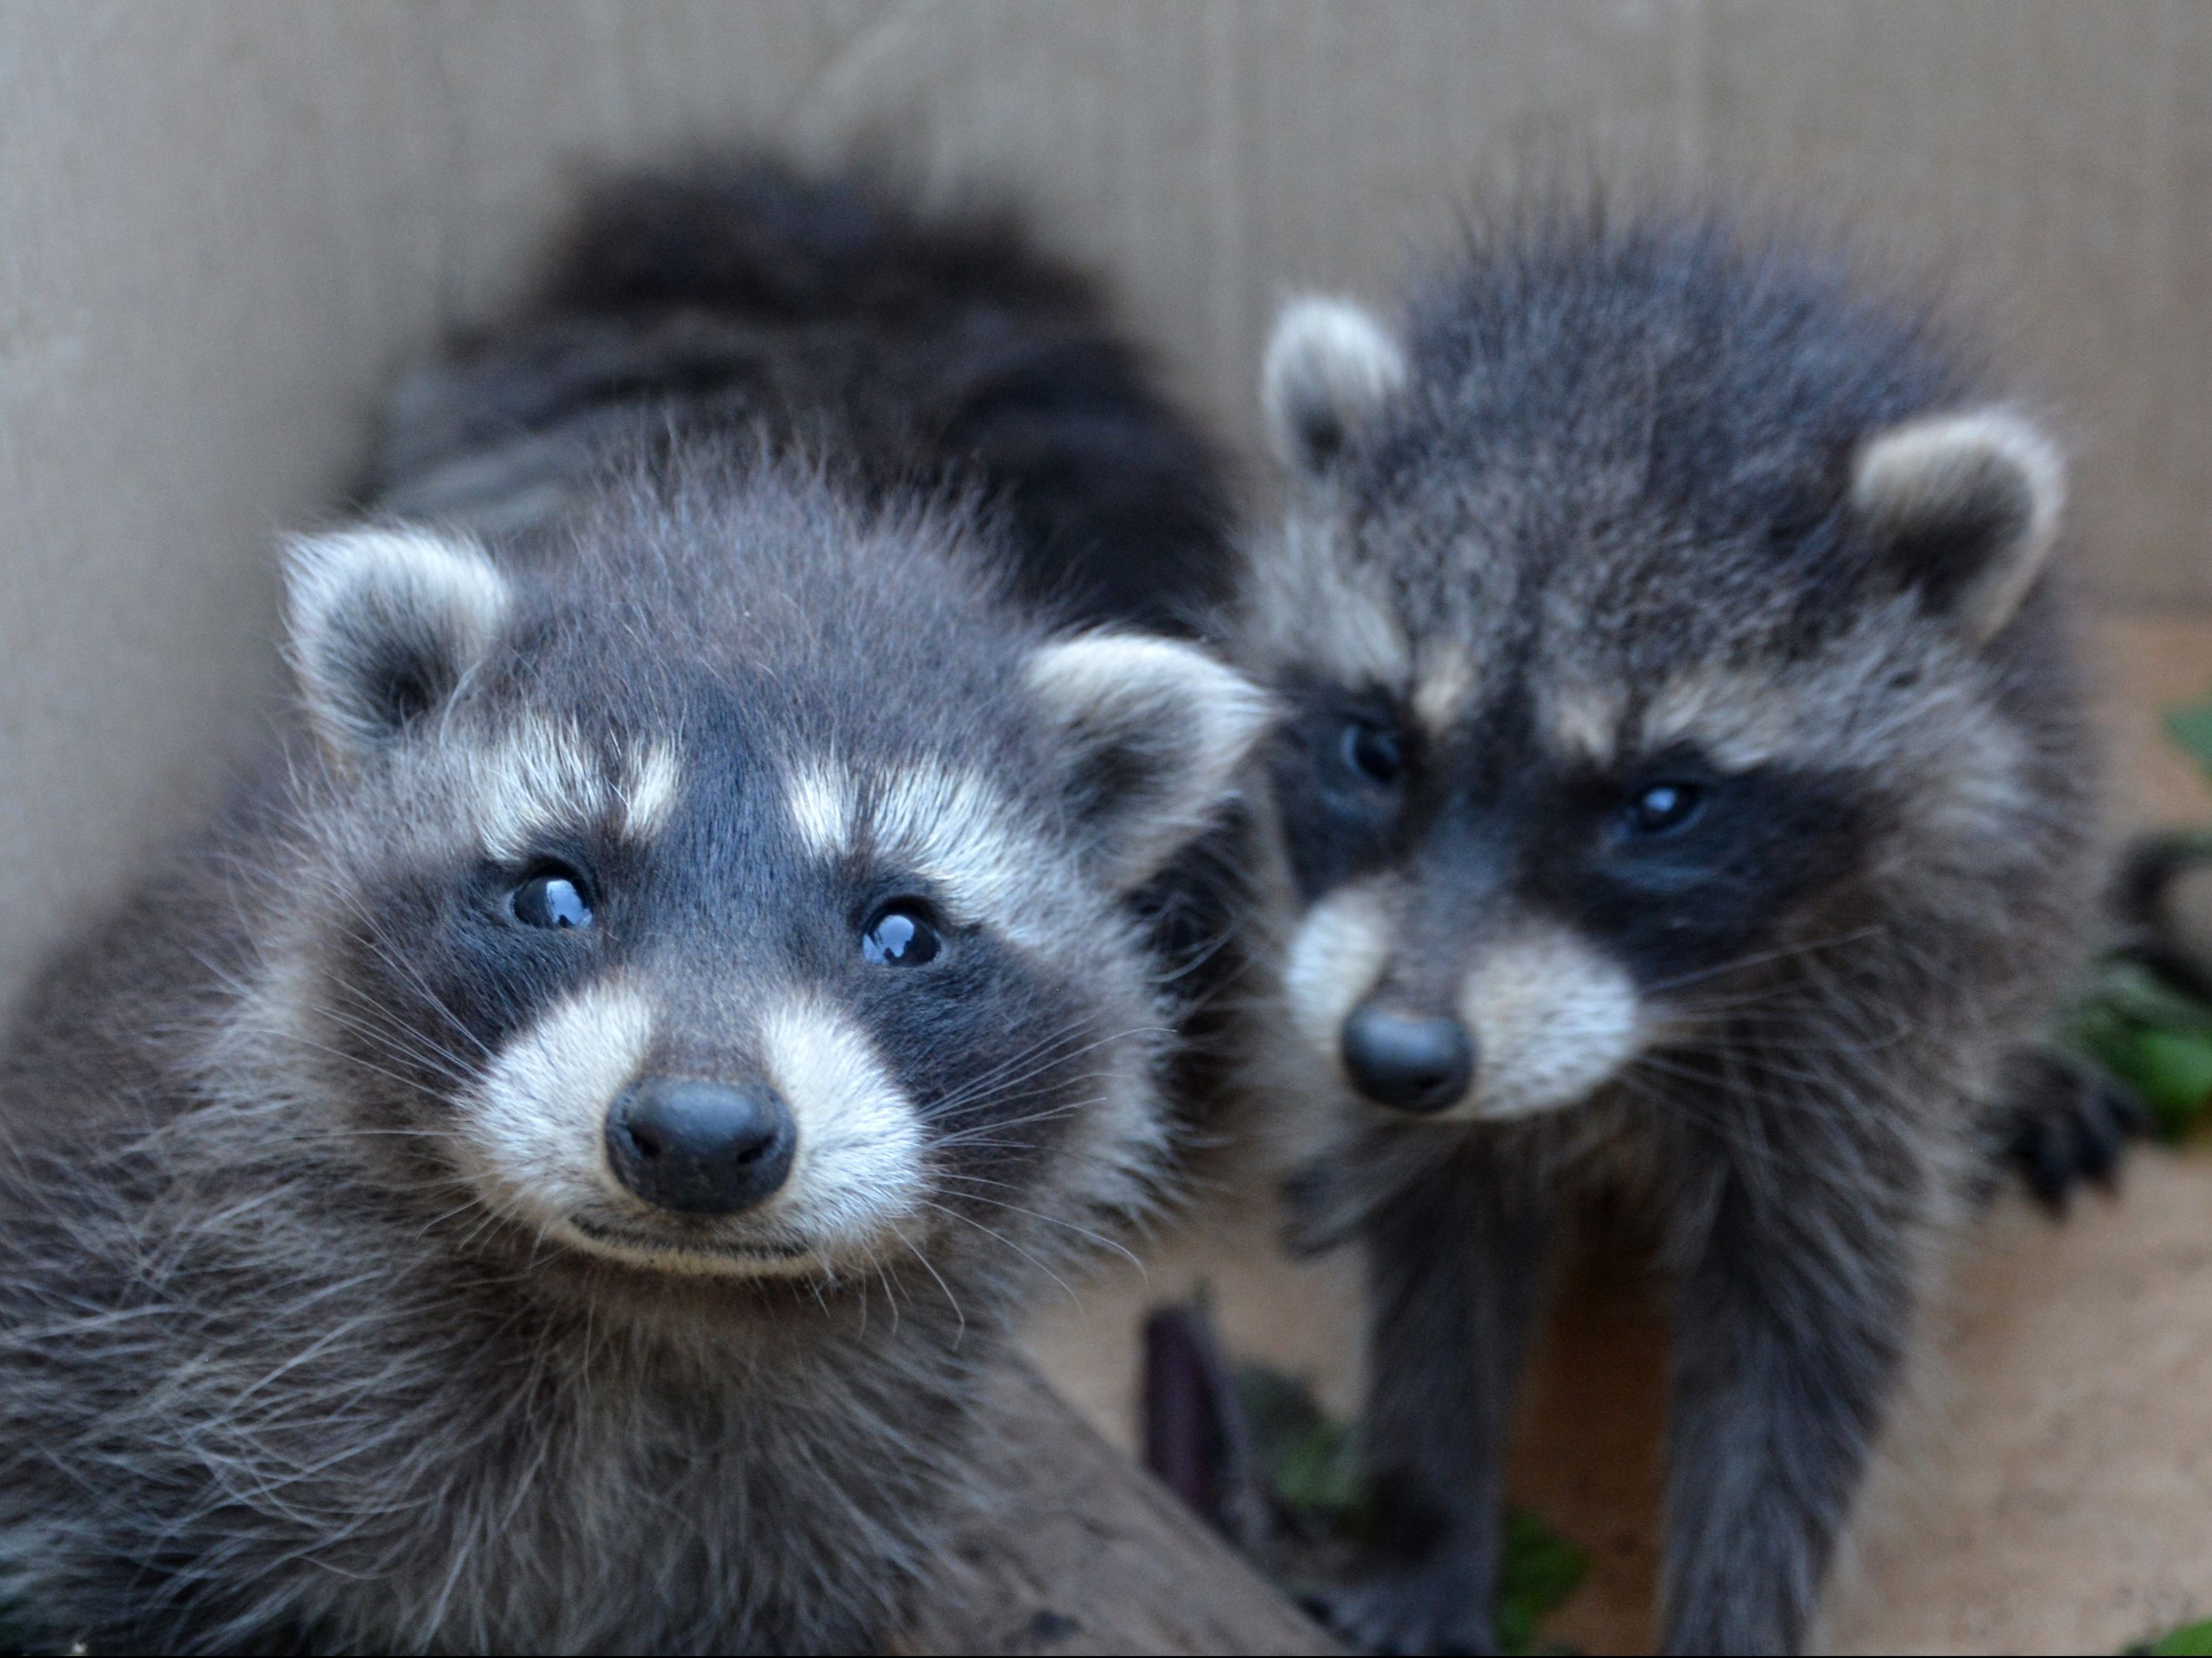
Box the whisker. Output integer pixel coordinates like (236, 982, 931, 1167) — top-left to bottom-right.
(915, 1200, 1083, 1316)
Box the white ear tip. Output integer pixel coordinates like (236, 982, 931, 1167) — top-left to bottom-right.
(1028, 631, 1273, 735)
(283, 526, 504, 634)
(1026, 635, 1273, 764)
(1851, 407, 2067, 536)
(283, 524, 509, 749)
(1262, 295, 1408, 471)
(1026, 631, 1274, 889)
(1851, 406, 2068, 642)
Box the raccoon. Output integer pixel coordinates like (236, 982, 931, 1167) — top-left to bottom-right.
(1237, 210, 2110, 1653)
(0, 169, 1267, 1654)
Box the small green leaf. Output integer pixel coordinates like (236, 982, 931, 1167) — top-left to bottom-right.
(1234, 1364, 1366, 1522)
(2054, 957, 2212, 1140)
(2140, 1617, 2212, 1657)
(1495, 1509, 1588, 1656)
(1231, 1364, 1589, 1651)
(2115, 1030, 2212, 1139)
(2167, 698, 2212, 780)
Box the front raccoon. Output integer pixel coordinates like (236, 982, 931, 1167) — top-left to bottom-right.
(0, 181, 1265, 1651)
(1240, 212, 2104, 1653)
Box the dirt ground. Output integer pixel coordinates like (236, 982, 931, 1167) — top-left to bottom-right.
(1023, 611, 2212, 1654)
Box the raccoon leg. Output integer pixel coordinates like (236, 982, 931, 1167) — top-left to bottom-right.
(1310, 1157, 1551, 1657)
(1660, 1172, 1915, 1655)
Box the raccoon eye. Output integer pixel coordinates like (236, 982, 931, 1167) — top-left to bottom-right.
(1622, 782, 1707, 838)
(511, 867, 594, 930)
(862, 905, 941, 967)
(1340, 719, 1404, 786)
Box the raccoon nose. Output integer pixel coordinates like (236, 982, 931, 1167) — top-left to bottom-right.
(1340, 1005, 1475, 1114)
(605, 1078, 796, 1215)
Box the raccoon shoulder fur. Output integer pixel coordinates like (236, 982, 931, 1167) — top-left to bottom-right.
(0, 170, 1267, 1654)
(1238, 209, 2105, 1654)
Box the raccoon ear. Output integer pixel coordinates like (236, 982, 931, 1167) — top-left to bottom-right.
(1025, 633, 1273, 892)
(283, 526, 511, 753)
(1851, 408, 2066, 643)
(1262, 296, 1408, 479)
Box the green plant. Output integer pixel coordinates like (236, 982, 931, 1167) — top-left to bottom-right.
(1495, 1509, 1589, 1656)
(2166, 696, 2212, 777)
(2062, 958, 2212, 1140)
(2132, 1616, 2212, 1656)
(1234, 1362, 1588, 1654)
(2056, 691, 2212, 1141)
(1234, 1362, 1366, 1523)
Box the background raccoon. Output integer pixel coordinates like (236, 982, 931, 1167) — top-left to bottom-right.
(1239, 209, 2115, 1653)
(0, 167, 1267, 1653)
(372, 159, 1234, 638)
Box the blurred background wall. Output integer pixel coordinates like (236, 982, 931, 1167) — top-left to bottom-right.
(2, 0, 2208, 1009)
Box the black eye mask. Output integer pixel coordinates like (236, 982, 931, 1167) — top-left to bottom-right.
(1554, 754, 1872, 985)
(1270, 683, 1413, 902)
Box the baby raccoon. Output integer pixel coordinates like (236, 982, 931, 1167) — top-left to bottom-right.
(0, 171, 1265, 1654)
(1239, 210, 2107, 1653)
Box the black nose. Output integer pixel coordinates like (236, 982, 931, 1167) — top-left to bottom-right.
(605, 1078, 796, 1215)
(1340, 1004, 1475, 1114)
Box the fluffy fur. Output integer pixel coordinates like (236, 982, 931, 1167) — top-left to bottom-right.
(1236, 207, 2112, 1653)
(371, 159, 1234, 639)
(0, 164, 1259, 1654)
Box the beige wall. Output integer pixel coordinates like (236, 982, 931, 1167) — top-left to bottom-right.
(2, 0, 2207, 1007)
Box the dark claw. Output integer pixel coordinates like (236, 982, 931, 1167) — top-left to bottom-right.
(2020, 1106, 2075, 1208)
(2067, 1066, 2149, 1193)
(1983, 1044, 2149, 1215)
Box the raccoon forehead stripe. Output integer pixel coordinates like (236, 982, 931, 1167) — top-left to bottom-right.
(873, 763, 1041, 928)
(786, 760, 857, 859)
(468, 721, 681, 859)
(470, 718, 603, 863)
(787, 757, 1046, 933)
(1639, 668, 1801, 771)
(759, 996, 925, 1252)
(1411, 648, 1479, 735)
(1544, 682, 1627, 767)
(618, 741, 684, 840)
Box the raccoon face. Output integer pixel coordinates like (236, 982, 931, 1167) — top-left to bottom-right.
(279, 520, 1267, 1284)
(1251, 296, 2067, 1123)
(1270, 693, 1869, 1120)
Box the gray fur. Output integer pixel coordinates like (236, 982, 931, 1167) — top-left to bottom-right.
(369, 157, 1237, 640)
(0, 165, 1260, 1654)
(1237, 207, 2103, 1654)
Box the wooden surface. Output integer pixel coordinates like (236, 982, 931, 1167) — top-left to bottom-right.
(2088, 609, 2212, 833)
(905, 1359, 1343, 1657)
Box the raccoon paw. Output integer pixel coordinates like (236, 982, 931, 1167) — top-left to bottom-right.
(1301, 1565, 1496, 1656)
(1984, 1045, 2149, 1212)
